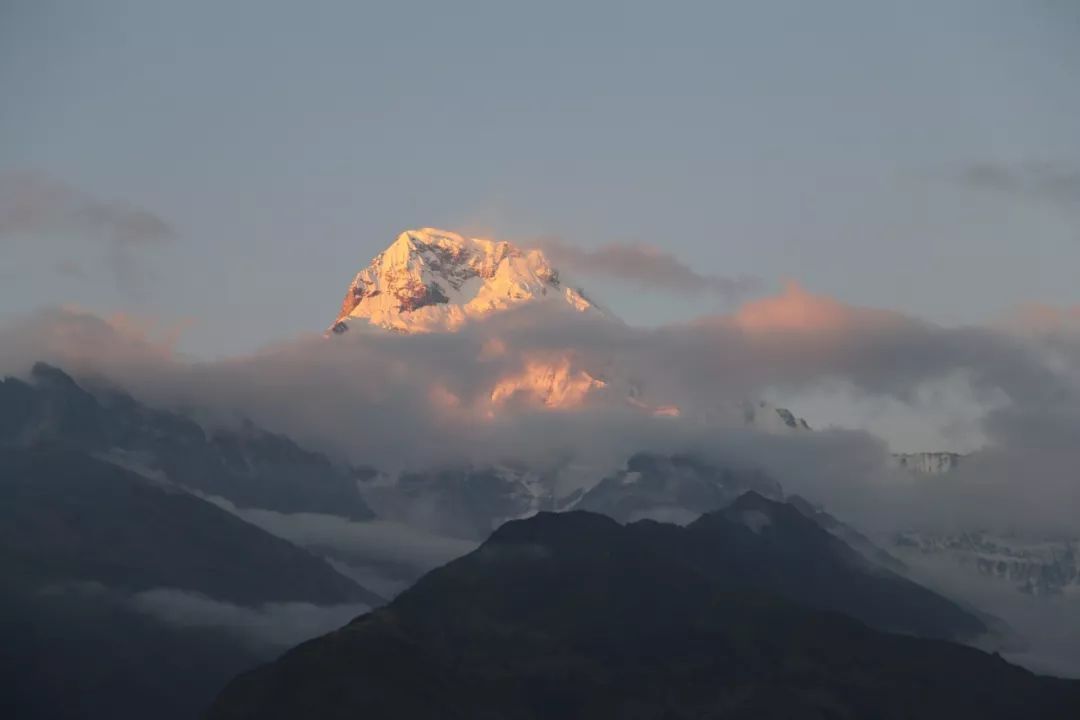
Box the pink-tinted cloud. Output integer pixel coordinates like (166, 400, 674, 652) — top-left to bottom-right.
(729, 281, 908, 334)
(1003, 303, 1080, 336)
(1, 287, 1076, 537)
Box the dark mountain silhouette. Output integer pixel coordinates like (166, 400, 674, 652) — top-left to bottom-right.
(0, 447, 381, 720)
(575, 451, 782, 524)
(208, 503, 1077, 719)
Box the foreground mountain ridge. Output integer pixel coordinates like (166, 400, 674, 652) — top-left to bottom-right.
(208, 499, 1077, 720)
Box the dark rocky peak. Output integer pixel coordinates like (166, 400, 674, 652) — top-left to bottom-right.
(30, 361, 81, 390)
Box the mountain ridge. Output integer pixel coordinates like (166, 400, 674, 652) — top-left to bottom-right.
(0, 362, 375, 520)
(207, 497, 1076, 720)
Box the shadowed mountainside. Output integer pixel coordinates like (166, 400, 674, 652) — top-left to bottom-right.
(0, 363, 375, 519)
(207, 501, 1070, 720)
(0, 447, 381, 720)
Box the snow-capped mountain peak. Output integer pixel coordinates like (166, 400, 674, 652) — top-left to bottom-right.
(330, 228, 599, 334)
(326, 228, 812, 425)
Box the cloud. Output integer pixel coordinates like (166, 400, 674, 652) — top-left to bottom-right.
(0, 306, 182, 380)
(39, 580, 370, 651)
(898, 553, 1080, 679)
(52, 258, 86, 278)
(6, 290, 1080, 674)
(0, 171, 175, 293)
(727, 281, 907, 334)
(201, 494, 478, 579)
(959, 161, 1080, 209)
(2, 281, 1079, 535)
(2, 293, 1076, 535)
(1002, 303, 1080, 340)
(128, 588, 370, 649)
(536, 237, 762, 302)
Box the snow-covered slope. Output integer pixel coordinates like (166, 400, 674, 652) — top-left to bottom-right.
(330, 228, 600, 334)
(895, 531, 1080, 596)
(742, 400, 811, 432)
(886, 452, 1080, 596)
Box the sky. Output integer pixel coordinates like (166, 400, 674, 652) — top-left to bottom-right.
(1, 0, 1079, 358)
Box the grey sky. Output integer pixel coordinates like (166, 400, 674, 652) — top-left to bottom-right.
(1, 0, 1078, 356)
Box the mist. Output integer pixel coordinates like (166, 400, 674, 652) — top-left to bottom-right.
(1, 281, 1077, 532)
(1, 282, 1078, 538)
(0, 172, 174, 295)
(128, 589, 371, 651)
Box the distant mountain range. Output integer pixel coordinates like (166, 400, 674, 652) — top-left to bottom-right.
(0, 361, 375, 520)
(883, 451, 1080, 597)
(896, 529, 1080, 597)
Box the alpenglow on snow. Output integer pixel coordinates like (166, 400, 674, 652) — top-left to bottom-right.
(330, 228, 601, 334)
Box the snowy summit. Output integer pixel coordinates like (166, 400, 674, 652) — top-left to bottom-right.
(330, 228, 600, 334)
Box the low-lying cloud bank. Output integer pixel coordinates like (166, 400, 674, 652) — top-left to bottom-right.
(129, 588, 370, 650)
(39, 580, 370, 652)
(901, 554, 1080, 678)
(202, 493, 478, 595)
(4, 282, 1080, 673)
(1, 282, 1076, 536)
